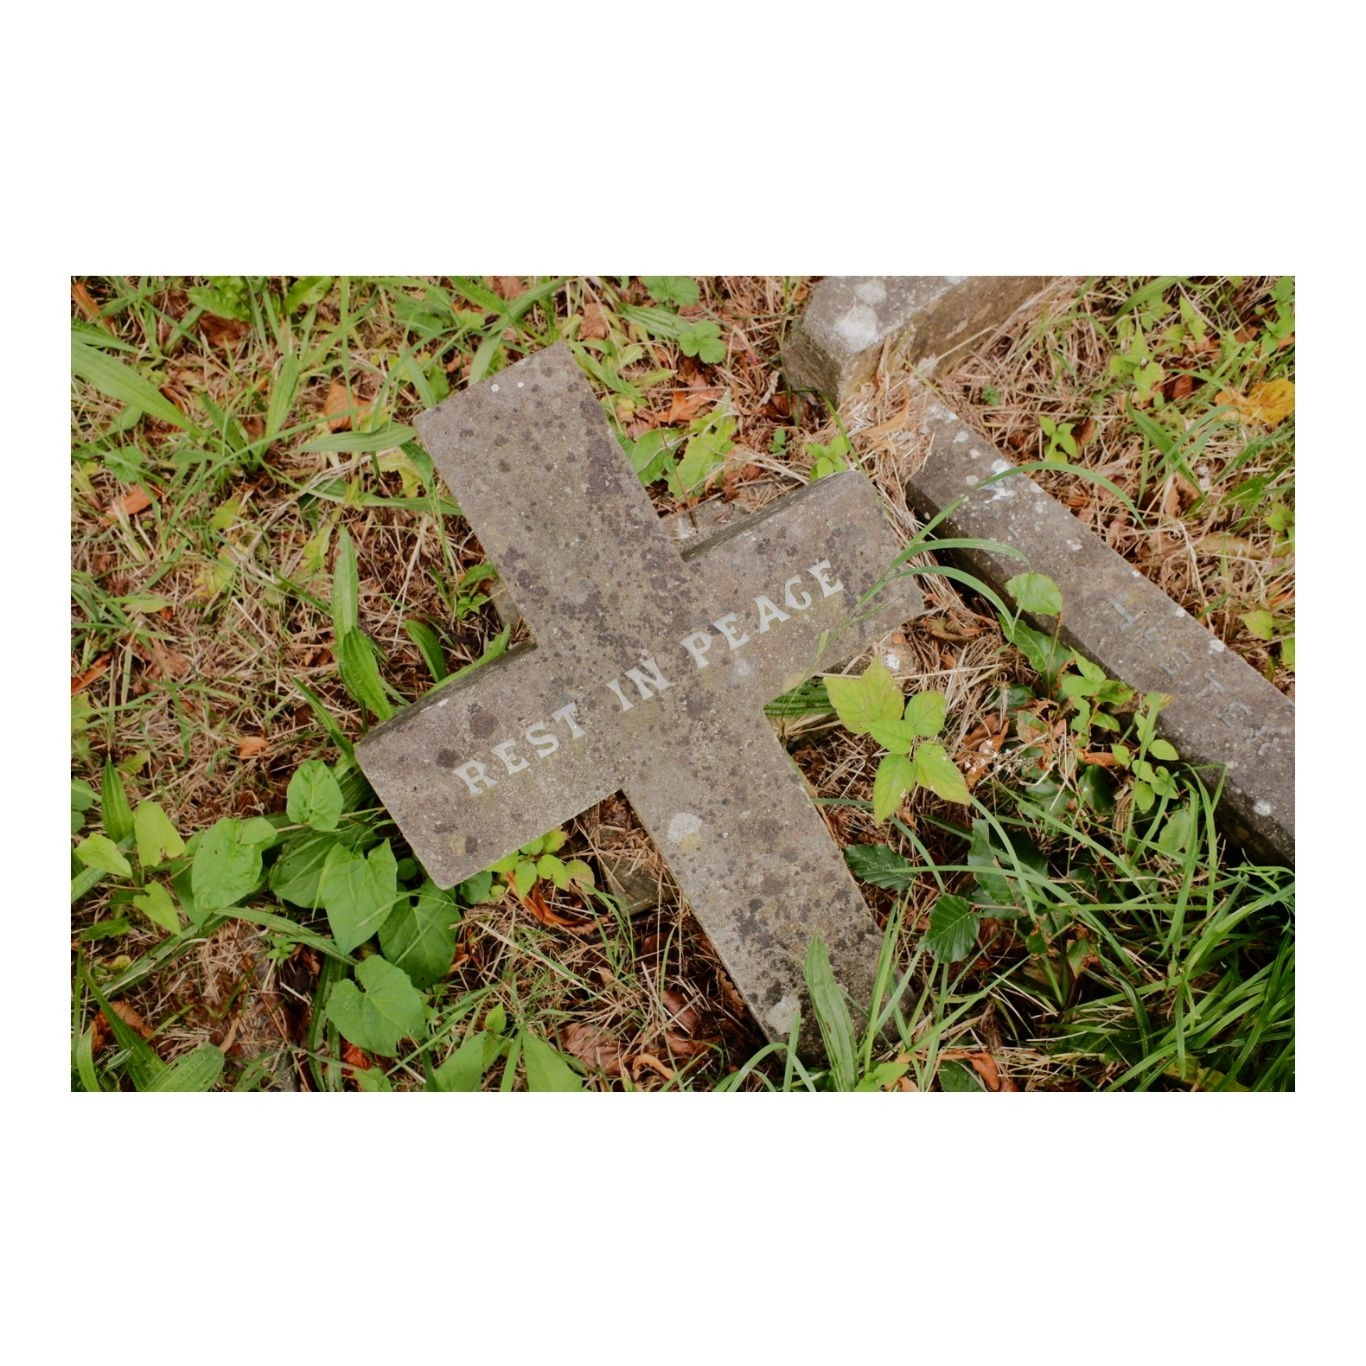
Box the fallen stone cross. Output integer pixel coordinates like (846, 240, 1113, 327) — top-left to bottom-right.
(356, 345, 924, 1046)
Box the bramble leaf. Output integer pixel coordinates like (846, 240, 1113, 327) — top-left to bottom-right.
(912, 742, 971, 805)
(925, 893, 978, 962)
(872, 753, 916, 821)
(903, 690, 947, 738)
(827, 658, 903, 736)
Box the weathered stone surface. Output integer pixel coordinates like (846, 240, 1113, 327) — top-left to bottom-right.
(784, 276, 1053, 403)
(356, 345, 925, 1046)
(905, 395, 1295, 865)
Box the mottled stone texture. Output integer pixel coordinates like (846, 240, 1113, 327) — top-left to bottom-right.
(785, 276, 1052, 402)
(905, 397, 1294, 865)
(356, 345, 925, 1048)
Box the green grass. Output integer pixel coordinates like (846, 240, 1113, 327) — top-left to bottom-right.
(70, 275, 1294, 1092)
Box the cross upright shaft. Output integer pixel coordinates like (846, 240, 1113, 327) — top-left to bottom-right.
(356, 346, 924, 1044)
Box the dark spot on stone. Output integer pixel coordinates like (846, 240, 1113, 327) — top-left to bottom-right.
(436, 748, 457, 768)
(469, 706, 497, 739)
(748, 897, 763, 912)
(579, 397, 600, 423)
(458, 426, 473, 438)
(498, 459, 510, 472)
(493, 435, 507, 447)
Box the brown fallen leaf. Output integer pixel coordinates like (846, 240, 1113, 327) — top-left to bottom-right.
(662, 989, 702, 1036)
(110, 1001, 155, 1039)
(72, 653, 111, 695)
(102, 485, 156, 525)
(72, 280, 116, 334)
(664, 387, 721, 424)
(580, 301, 609, 341)
(237, 736, 269, 758)
(341, 1041, 371, 1076)
(199, 312, 250, 348)
(492, 276, 522, 301)
(561, 1023, 624, 1076)
(629, 1053, 675, 1082)
(147, 641, 192, 680)
(324, 378, 372, 432)
(941, 1048, 1003, 1092)
(522, 883, 593, 932)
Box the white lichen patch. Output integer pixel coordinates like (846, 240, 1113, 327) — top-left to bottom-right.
(834, 305, 882, 351)
(1067, 540, 1082, 552)
(854, 280, 887, 306)
(765, 992, 801, 1037)
(1208, 638, 1226, 652)
(954, 429, 970, 444)
(667, 812, 703, 853)
(965, 475, 980, 486)
(1254, 800, 1273, 816)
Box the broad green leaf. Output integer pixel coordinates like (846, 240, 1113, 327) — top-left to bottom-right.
(1148, 739, 1179, 762)
(868, 718, 918, 752)
(132, 881, 181, 933)
(1239, 610, 1276, 641)
(379, 881, 458, 989)
(331, 528, 359, 635)
(431, 1032, 492, 1091)
(562, 858, 595, 890)
(337, 630, 394, 721)
(938, 1061, 982, 1091)
(1006, 618, 1071, 690)
(133, 800, 185, 867)
(804, 940, 857, 1091)
(670, 410, 735, 496)
(325, 956, 426, 1056)
(510, 860, 537, 897)
(903, 690, 947, 738)
(287, 759, 344, 832)
(1006, 572, 1063, 616)
(826, 657, 903, 736)
(642, 276, 699, 307)
(677, 319, 726, 363)
(147, 1044, 225, 1092)
(872, 752, 916, 821)
(75, 833, 132, 879)
(284, 276, 331, 312)
(626, 428, 675, 484)
(843, 844, 916, 890)
(271, 829, 352, 908)
(404, 619, 448, 682)
(319, 840, 399, 954)
(191, 817, 273, 914)
(1157, 805, 1195, 857)
(1281, 637, 1295, 670)
(457, 870, 496, 905)
(72, 337, 200, 433)
(925, 893, 978, 962)
(912, 742, 971, 805)
(538, 853, 569, 888)
(521, 1030, 584, 1092)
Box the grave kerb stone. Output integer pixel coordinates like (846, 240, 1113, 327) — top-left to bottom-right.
(355, 345, 925, 1048)
(904, 393, 1295, 865)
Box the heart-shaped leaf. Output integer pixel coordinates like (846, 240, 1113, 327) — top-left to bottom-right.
(320, 840, 399, 954)
(325, 955, 425, 1056)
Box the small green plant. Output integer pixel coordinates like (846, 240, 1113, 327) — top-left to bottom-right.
(826, 657, 970, 820)
(807, 430, 851, 480)
(622, 402, 736, 498)
(488, 828, 595, 900)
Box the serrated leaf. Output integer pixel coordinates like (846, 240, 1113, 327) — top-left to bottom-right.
(925, 893, 978, 962)
(379, 882, 458, 989)
(101, 761, 135, 844)
(868, 718, 918, 752)
(75, 834, 132, 879)
(133, 800, 185, 867)
(538, 853, 569, 888)
(132, 881, 181, 933)
(319, 840, 399, 954)
(287, 759, 344, 832)
(146, 1044, 225, 1092)
(521, 1030, 584, 1092)
(191, 817, 271, 914)
(872, 752, 916, 821)
(912, 742, 970, 805)
(903, 690, 947, 738)
(843, 844, 916, 890)
(325, 956, 426, 1056)
(827, 657, 903, 736)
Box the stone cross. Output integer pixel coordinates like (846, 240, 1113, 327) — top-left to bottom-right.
(356, 345, 923, 1045)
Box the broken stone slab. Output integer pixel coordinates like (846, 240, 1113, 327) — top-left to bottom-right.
(784, 276, 1054, 404)
(355, 345, 925, 1050)
(904, 395, 1294, 865)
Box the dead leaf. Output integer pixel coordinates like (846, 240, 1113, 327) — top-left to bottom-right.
(580, 301, 609, 341)
(324, 379, 372, 432)
(492, 277, 522, 301)
(561, 1023, 624, 1076)
(341, 1041, 371, 1075)
(1243, 378, 1295, 426)
(664, 387, 721, 424)
(102, 485, 156, 525)
(110, 1001, 155, 1039)
(237, 736, 269, 758)
(662, 1031, 710, 1060)
(148, 641, 192, 680)
(199, 312, 250, 348)
(522, 883, 592, 932)
(72, 280, 116, 334)
(629, 1053, 675, 1082)
(941, 1048, 1003, 1092)
(662, 989, 702, 1036)
(72, 654, 111, 695)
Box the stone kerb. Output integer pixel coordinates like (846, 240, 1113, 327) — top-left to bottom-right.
(784, 276, 1054, 404)
(905, 400, 1295, 865)
(356, 345, 925, 1048)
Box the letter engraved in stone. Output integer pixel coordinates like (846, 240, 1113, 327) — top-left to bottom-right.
(1192, 672, 1225, 703)
(525, 722, 559, 758)
(456, 760, 496, 796)
(1110, 597, 1142, 630)
(681, 629, 714, 668)
(1220, 699, 1254, 731)
(492, 739, 529, 774)
(808, 559, 844, 597)
(714, 613, 751, 650)
(754, 594, 791, 633)
(606, 678, 634, 711)
(625, 654, 670, 698)
(551, 702, 586, 738)
(783, 575, 813, 611)
(1158, 648, 1192, 678)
